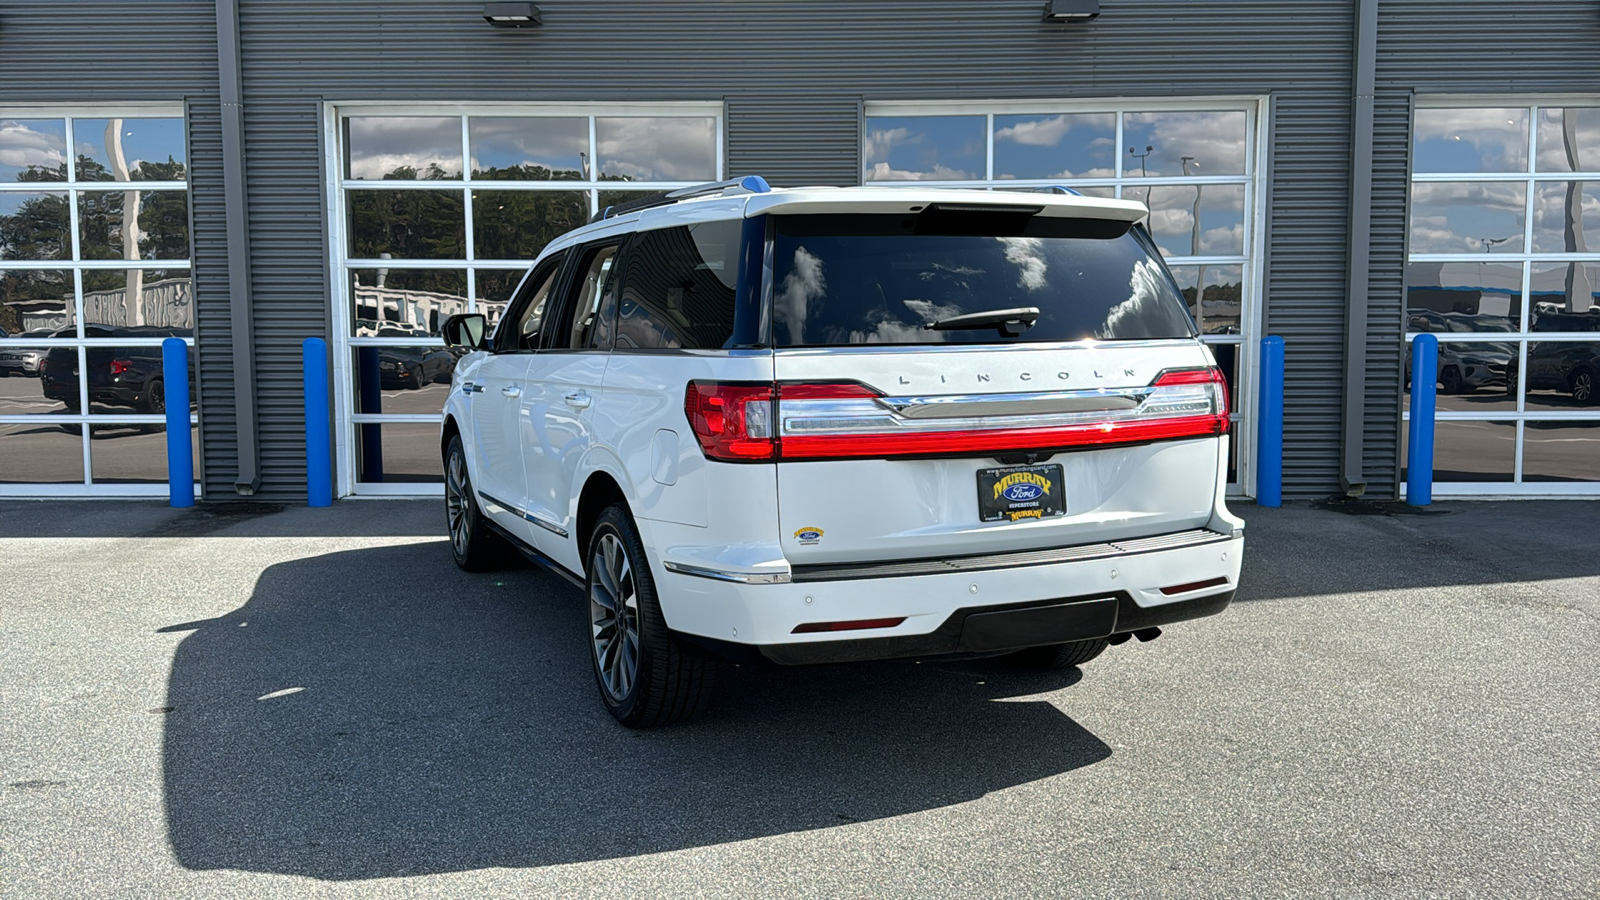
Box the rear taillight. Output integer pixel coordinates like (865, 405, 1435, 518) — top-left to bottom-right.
(684, 366, 1230, 463)
(110, 359, 133, 376)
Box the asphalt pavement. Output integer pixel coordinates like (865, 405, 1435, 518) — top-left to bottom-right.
(0, 497, 1595, 898)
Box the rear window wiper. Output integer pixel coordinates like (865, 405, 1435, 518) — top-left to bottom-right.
(923, 306, 1041, 337)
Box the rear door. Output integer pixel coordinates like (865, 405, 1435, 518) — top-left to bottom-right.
(765, 212, 1228, 566)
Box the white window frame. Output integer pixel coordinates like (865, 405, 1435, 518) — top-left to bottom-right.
(862, 97, 1270, 497)
(322, 101, 725, 498)
(1404, 94, 1600, 498)
(0, 104, 199, 497)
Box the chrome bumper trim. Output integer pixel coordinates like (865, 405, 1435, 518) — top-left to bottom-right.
(663, 560, 793, 585)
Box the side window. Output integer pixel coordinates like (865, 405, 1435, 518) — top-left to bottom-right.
(493, 252, 564, 352)
(565, 244, 621, 350)
(614, 220, 741, 351)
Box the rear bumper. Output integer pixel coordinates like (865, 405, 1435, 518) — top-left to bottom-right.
(653, 529, 1242, 660)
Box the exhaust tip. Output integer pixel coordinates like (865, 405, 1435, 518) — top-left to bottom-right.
(1133, 627, 1162, 643)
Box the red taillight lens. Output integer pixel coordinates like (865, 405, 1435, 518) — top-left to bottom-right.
(1152, 366, 1231, 424)
(110, 359, 133, 376)
(684, 381, 775, 461)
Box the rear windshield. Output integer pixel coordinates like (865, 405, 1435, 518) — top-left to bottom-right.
(770, 214, 1195, 347)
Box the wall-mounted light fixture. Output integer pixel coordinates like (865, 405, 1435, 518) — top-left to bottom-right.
(1043, 0, 1100, 22)
(483, 2, 541, 27)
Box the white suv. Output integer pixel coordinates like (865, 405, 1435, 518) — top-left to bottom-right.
(439, 177, 1244, 728)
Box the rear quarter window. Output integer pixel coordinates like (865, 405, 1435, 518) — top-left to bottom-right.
(770, 214, 1195, 347)
(614, 220, 742, 351)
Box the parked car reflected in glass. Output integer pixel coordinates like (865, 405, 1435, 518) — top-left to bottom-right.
(1510, 307, 1600, 406)
(1405, 309, 1515, 394)
(376, 346, 454, 390)
(39, 326, 195, 415)
(0, 331, 53, 377)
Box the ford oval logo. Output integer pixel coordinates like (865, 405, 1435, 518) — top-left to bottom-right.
(796, 529, 822, 542)
(1002, 483, 1044, 502)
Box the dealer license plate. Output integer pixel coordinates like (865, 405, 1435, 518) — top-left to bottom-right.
(977, 464, 1067, 523)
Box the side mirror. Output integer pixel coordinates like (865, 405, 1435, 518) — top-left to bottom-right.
(440, 313, 488, 352)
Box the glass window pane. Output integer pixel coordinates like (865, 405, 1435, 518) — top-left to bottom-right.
(1429, 340, 1517, 410)
(1535, 108, 1600, 173)
(0, 422, 83, 482)
(1121, 111, 1248, 177)
(595, 117, 716, 183)
(1408, 181, 1526, 254)
(353, 345, 455, 415)
(1530, 262, 1600, 319)
(344, 116, 462, 181)
(615, 221, 741, 351)
(993, 113, 1116, 180)
(72, 117, 186, 182)
(1203, 339, 1242, 426)
(0, 118, 68, 182)
(1406, 261, 1523, 331)
(80, 269, 192, 335)
(1134, 183, 1245, 257)
(1, 269, 74, 338)
(1532, 181, 1600, 253)
(78, 190, 190, 260)
(349, 269, 466, 338)
(863, 116, 985, 182)
(468, 117, 587, 181)
(1403, 419, 1514, 482)
(1521, 341, 1600, 410)
(1169, 265, 1244, 335)
(8, 345, 81, 415)
(0, 191, 71, 260)
(356, 421, 445, 484)
(475, 268, 524, 330)
(597, 189, 652, 216)
(1412, 108, 1529, 174)
(89, 422, 198, 483)
(346, 189, 465, 260)
(472, 189, 588, 261)
(76, 340, 194, 416)
(1522, 421, 1600, 482)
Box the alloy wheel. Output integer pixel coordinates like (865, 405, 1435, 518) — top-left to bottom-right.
(1574, 372, 1593, 404)
(590, 532, 641, 702)
(445, 447, 472, 558)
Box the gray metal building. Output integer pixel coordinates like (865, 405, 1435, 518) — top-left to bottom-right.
(3, 0, 1598, 502)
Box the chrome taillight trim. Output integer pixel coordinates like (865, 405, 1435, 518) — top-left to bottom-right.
(878, 387, 1150, 419)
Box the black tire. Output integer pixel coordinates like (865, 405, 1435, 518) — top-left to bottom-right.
(587, 504, 717, 728)
(1004, 637, 1110, 671)
(1571, 369, 1595, 406)
(1505, 367, 1519, 397)
(1439, 366, 1463, 395)
(406, 364, 424, 389)
(443, 434, 511, 571)
(141, 378, 166, 415)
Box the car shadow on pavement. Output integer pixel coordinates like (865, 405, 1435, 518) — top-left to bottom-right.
(160, 541, 1110, 879)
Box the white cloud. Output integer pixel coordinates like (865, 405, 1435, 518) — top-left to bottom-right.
(995, 116, 1071, 147)
(776, 246, 826, 345)
(865, 161, 975, 182)
(864, 127, 912, 167)
(997, 237, 1048, 291)
(595, 117, 716, 182)
(0, 121, 66, 172)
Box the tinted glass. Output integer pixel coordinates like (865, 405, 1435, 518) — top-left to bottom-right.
(1121, 111, 1248, 177)
(471, 189, 587, 261)
(1, 269, 74, 337)
(595, 117, 716, 182)
(0, 118, 68, 182)
(347, 189, 466, 260)
(564, 246, 620, 349)
(349, 269, 467, 338)
(468, 116, 587, 181)
(90, 422, 198, 483)
(992, 113, 1116, 180)
(345, 117, 462, 181)
(353, 345, 455, 416)
(1536, 107, 1600, 173)
(1405, 261, 1523, 332)
(1529, 262, 1600, 319)
(356, 422, 445, 484)
(1412, 108, 1529, 174)
(1404, 420, 1514, 482)
(80, 269, 192, 335)
(0, 191, 70, 260)
(1532, 181, 1600, 253)
(78, 190, 190, 260)
(1522, 421, 1600, 481)
(863, 116, 985, 181)
(615, 221, 741, 351)
(770, 215, 1193, 347)
(1168, 265, 1243, 334)
(507, 264, 562, 351)
(0, 422, 83, 482)
(1409, 181, 1526, 254)
(1134, 183, 1245, 257)
(73, 118, 187, 182)
(1522, 341, 1600, 411)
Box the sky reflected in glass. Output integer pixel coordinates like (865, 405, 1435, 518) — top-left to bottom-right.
(993, 113, 1115, 180)
(1122, 111, 1247, 177)
(346, 117, 462, 181)
(0, 119, 67, 181)
(863, 116, 984, 181)
(1413, 108, 1528, 174)
(73, 118, 186, 181)
(1409, 181, 1526, 254)
(469, 117, 587, 180)
(1536, 107, 1600, 173)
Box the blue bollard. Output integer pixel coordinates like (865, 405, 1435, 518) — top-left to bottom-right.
(1255, 335, 1285, 507)
(162, 338, 194, 508)
(303, 337, 333, 507)
(1407, 333, 1438, 506)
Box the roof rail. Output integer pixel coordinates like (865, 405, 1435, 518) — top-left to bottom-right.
(1043, 185, 1083, 196)
(589, 175, 772, 223)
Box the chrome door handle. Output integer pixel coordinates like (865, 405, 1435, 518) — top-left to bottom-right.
(564, 391, 592, 409)
(501, 386, 521, 398)
(462, 381, 484, 394)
